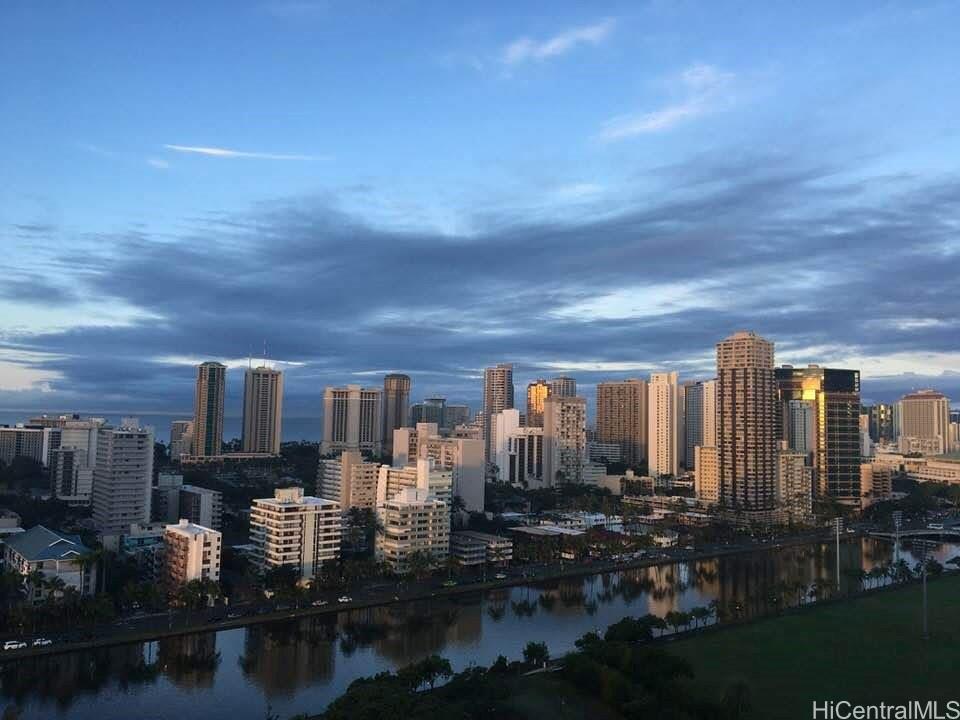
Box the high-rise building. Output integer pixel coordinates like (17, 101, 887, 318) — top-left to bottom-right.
(169, 420, 194, 459)
(321, 385, 383, 456)
(444, 404, 471, 429)
(193, 362, 226, 457)
(382, 374, 411, 455)
(717, 331, 778, 513)
(776, 446, 814, 522)
(683, 380, 716, 470)
(898, 389, 951, 456)
(549, 376, 577, 398)
(316, 450, 380, 510)
(596, 379, 648, 467)
(50, 417, 105, 506)
(776, 365, 862, 505)
(694, 445, 719, 504)
(163, 520, 222, 589)
(867, 404, 896, 444)
(543, 396, 586, 485)
(0, 425, 59, 467)
(483, 364, 514, 462)
(249, 487, 341, 582)
(93, 421, 155, 536)
(861, 463, 894, 507)
(410, 397, 446, 426)
(648, 372, 681, 478)
(420, 436, 485, 512)
(525, 379, 550, 428)
(241, 366, 283, 454)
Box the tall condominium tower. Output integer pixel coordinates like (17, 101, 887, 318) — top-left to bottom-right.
(595, 379, 648, 467)
(525, 379, 550, 428)
(382, 374, 411, 455)
(648, 372, 681, 477)
(92, 420, 155, 535)
(193, 361, 226, 457)
(411, 397, 446, 426)
(683, 379, 716, 471)
(717, 331, 777, 512)
(548, 376, 577, 398)
(899, 389, 951, 455)
(169, 419, 194, 459)
(483, 364, 514, 461)
(241, 365, 283, 454)
(776, 365, 861, 505)
(321, 385, 383, 456)
(543, 396, 586, 485)
(867, 403, 896, 443)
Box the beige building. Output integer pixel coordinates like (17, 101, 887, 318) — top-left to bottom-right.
(242, 366, 283, 454)
(316, 450, 380, 509)
(377, 458, 452, 507)
(376, 487, 450, 573)
(694, 445, 719, 504)
(170, 419, 194, 459)
(321, 385, 383, 456)
(193, 361, 226, 457)
(899, 389, 951, 455)
(648, 372, 680, 478)
(596, 379, 648, 467)
(450, 531, 513, 567)
(163, 519, 222, 588)
(543, 396, 586, 485)
(860, 463, 894, 507)
(250, 487, 342, 582)
(717, 331, 778, 513)
(420, 435, 484, 512)
(776, 447, 814, 522)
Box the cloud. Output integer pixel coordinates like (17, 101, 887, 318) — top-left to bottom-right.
(3, 151, 959, 416)
(163, 144, 317, 161)
(597, 64, 735, 141)
(502, 18, 615, 65)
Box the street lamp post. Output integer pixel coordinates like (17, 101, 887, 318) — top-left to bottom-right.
(914, 538, 937, 642)
(833, 517, 844, 591)
(892, 511, 903, 565)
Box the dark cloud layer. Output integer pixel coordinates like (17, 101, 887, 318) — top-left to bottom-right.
(2, 152, 959, 418)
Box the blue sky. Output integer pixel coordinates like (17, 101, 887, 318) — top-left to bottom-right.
(1, 1, 959, 419)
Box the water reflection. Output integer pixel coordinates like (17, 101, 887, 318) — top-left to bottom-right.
(1, 538, 954, 720)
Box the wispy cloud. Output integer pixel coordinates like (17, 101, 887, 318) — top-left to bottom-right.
(163, 144, 317, 161)
(502, 18, 615, 65)
(147, 158, 170, 170)
(597, 64, 735, 141)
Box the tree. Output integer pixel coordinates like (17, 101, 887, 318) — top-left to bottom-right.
(416, 654, 453, 690)
(523, 640, 549, 668)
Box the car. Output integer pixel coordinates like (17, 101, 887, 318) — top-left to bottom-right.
(337, 596, 352, 603)
(311, 599, 329, 607)
(32, 638, 52, 647)
(442, 580, 458, 588)
(494, 573, 507, 580)
(3, 641, 27, 651)
(226, 612, 242, 619)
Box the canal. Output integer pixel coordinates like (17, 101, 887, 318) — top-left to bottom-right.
(1, 537, 954, 719)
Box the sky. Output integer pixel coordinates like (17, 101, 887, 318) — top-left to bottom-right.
(1, 0, 959, 421)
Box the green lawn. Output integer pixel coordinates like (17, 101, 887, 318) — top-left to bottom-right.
(670, 574, 960, 719)
(507, 672, 625, 720)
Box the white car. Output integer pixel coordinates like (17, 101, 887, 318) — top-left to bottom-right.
(3, 641, 27, 651)
(337, 596, 352, 604)
(311, 599, 329, 607)
(494, 573, 507, 580)
(32, 638, 52, 647)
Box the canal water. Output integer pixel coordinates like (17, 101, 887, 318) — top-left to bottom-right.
(1, 538, 954, 720)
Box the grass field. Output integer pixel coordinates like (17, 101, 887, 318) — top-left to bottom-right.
(669, 574, 960, 719)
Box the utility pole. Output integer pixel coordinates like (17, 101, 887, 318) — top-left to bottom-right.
(892, 510, 903, 566)
(915, 539, 936, 641)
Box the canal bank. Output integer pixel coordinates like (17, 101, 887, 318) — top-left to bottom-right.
(0, 529, 838, 662)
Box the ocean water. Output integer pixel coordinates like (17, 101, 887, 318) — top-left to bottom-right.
(0, 411, 321, 444)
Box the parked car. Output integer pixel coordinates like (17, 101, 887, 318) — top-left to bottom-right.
(442, 580, 458, 588)
(311, 599, 329, 607)
(3, 641, 27, 651)
(32, 638, 52, 647)
(494, 573, 507, 580)
(337, 596, 352, 604)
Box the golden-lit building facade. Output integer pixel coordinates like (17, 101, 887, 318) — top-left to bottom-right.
(526, 379, 550, 428)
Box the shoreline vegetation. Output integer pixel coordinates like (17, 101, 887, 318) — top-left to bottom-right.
(305, 571, 960, 720)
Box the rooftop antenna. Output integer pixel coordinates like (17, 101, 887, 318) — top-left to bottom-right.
(263, 339, 268, 369)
